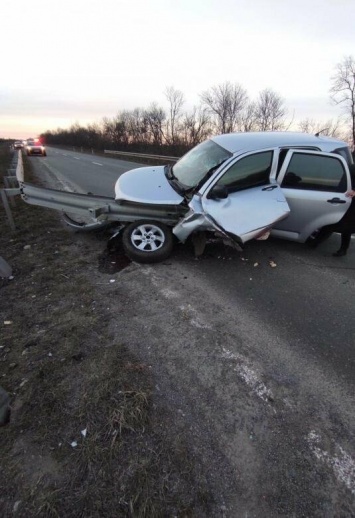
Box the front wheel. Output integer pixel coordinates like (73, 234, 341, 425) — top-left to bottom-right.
(122, 220, 173, 263)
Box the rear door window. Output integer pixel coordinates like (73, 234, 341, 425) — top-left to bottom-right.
(280, 152, 347, 192)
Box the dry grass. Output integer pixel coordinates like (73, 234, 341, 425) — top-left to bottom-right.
(0, 145, 213, 517)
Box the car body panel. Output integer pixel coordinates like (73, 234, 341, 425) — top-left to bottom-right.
(114, 166, 184, 205)
(201, 183, 290, 243)
(173, 195, 229, 243)
(173, 183, 290, 244)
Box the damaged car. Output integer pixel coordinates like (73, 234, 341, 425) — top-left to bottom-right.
(113, 132, 354, 263)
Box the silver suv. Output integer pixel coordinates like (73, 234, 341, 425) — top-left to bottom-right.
(114, 132, 354, 262)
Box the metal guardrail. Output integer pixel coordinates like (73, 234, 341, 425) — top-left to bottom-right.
(104, 150, 180, 162)
(1, 150, 23, 277)
(20, 183, 185, 227)
(1, 150, 21, 231)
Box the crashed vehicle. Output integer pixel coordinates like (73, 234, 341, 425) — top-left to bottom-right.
(113, 132, 354, 262)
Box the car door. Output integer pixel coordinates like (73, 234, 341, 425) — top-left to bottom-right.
(272, 150, 351, 242)
(199, 149, 290, 243)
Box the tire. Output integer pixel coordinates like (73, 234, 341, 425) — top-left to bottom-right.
(122, 220, 173, 263)
(43, 151, 47, 156)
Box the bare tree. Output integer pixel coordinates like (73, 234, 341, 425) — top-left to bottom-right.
(124, 109, 149, 144)
(200, 82, 248, 134)
(239, 101, 257, 132)
(254, 88, 286, 131)
(330, 56, 355, 149)
(144, 103, 166, 147)
(298, 117, 344, 139)
(102, 115, 129, 146)
(181, 106, 212, 146)
(164, 86, 184, 145)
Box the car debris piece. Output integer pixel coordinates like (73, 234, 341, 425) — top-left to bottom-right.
(0, 256, 12, 278)
(0, 386, 10, 426)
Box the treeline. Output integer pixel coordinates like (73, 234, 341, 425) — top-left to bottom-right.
(41, 82, 348, 156)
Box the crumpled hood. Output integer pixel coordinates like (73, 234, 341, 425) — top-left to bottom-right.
(114, 166, 184, 205)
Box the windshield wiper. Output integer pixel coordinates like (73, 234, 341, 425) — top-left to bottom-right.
(164, 164, 175, 180)
(164, 164, 185, 196)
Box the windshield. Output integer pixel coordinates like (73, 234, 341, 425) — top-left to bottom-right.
(172, 139, 232, 188)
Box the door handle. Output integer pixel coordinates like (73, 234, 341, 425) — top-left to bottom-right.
(327, 198, 346, 204)
(262, 185, 278, 191)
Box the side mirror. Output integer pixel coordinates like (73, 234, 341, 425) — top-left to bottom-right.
(208, 184, 228, 200)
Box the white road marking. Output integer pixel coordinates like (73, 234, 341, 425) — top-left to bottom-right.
(221, 347, 274, 403)
(160, 288, 179, 299)
(92, 161, 103, 166)
(179, 304, 212, 329)
(307, 431, 355, 494)
(73, 157, 80, 160)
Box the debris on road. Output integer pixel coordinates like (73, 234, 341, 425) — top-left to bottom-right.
(0, 386, 10, 426)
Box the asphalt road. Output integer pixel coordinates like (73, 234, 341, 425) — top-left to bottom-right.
(27, 147, 355, 515)
(28, 146, 144, 196)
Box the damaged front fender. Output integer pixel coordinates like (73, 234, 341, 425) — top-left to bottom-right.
(173, 196, 236, 245)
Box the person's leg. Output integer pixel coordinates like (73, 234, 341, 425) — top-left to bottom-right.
(333, 232, 352, 256)
(308, 226, 333, 248)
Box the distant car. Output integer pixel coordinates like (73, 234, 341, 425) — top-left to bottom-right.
(26, 141, 46, 156)
(114, 131, 354, 262)
(14, 141, 23, 149)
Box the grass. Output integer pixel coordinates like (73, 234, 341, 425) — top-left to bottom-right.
(0, 145, 214, 517)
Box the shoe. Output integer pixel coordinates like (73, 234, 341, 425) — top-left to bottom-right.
(333, 249, 347, 257)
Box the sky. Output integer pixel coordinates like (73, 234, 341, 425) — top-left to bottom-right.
(1, 0, 354, 139)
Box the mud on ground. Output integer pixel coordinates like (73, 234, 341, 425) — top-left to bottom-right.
(0, 149, 218, 517)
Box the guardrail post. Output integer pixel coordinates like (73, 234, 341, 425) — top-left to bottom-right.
(0, 189, 16, 230)
(3, 178, 16, 207)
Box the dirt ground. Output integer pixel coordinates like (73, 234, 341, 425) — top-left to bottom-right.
(0, 147, 219, 517)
